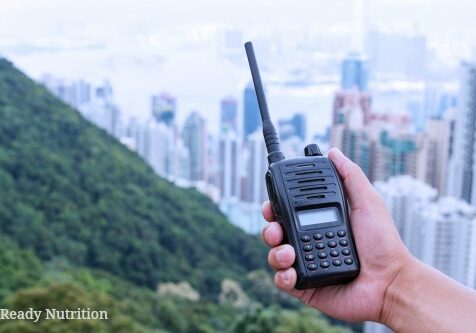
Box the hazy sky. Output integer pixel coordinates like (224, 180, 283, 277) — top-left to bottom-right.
(1, 0, 474, 136)
(1, 0, 476, 43)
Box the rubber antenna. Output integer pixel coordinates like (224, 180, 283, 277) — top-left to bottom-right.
(245, 41, 285, 164)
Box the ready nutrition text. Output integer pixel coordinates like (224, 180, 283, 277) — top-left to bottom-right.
(0, 308, 108, 323)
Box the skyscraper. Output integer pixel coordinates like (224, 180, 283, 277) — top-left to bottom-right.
(40, 75, 92, 109)
(151, 93, 176, 126)
(218, 131, 241, 202)
(241, 129, 268, 204)
(375, 176, 437, 259)
(79, 81, 122, 138)
(182, 112, 207, 182)
(331, 88, 421, 183)
(243, 84, 261, 139)
(332, 90, 372, 126)
(220, 97, 238, 134)
(144, 121, 170, 178)
(341, 54, 369, 92)
(375, 177, 476, 287)
(447, 63, 476, 204)
(95, 81, 113, 104)
(278, 113, 306, 141)
(415, 117, 452, 195)
(417, 197, 476, 286)
(127, 117, 190, 184)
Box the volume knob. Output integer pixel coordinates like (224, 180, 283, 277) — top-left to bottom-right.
(304, 144, 322, 157)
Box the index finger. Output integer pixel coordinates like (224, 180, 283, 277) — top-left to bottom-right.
(261, 201, 275, 222)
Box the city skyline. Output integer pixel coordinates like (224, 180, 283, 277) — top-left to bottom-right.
(1, 0, 474, 139)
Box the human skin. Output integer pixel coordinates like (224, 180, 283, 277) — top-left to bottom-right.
(261, 148, 476, 332)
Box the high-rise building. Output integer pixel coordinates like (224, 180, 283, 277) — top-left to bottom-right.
(331, 90, 370, 177)
(41, 76, 123, 138)
(129, 117, 190, 184)
(341, 54, 369, 91)
(79, 81, 122, 138)
(40, 75, 92, 108)
(220, 97, 238, 134)
(151, 93, 176, 126)
(331, 89, 419, 182)
(415, 118, 452, 195)
(241, 129, 268, 204)
(182, 112, 207, 182)
(82, 103, 122, 138)
(218, 131, 241, 202)
(375, 176, 437, 258)
(144, 121, 170, 178)
(95, 81, 113, 104)
(447, 63, 476, 204)
(377, 130, 418, 181)
(375, 177, 476, 288)
(416, 197, 476, 287)
(171, 139, 191, 185)
(278, 113, 306, 141)
(332, 90, 372, 126)
(243, 84, 261, 139)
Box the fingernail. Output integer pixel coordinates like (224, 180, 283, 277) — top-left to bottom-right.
(276, 248, 286, 264)
(281, 269, 291, 284)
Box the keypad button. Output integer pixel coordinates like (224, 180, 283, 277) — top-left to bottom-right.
(332, 259, 342, 266)
(330, 250, 339, 257)
(337, 230, 346, 237)
(320, 261, 330, 268)
(305, 253, 315, 261)
(342, 248, 351, 256)
(301, 235, 311, 242)
(303, 244, 313, 252)
(325, 231, 335, 239)
(313, 233, 323, 240)
(344, 258, 353, 265)
(317, 252, 327, 259)
(328, 241, 337, 248)
(339, 239, 349, 246)
(307, 263, 318, 271)
(316, 242, 325, 250)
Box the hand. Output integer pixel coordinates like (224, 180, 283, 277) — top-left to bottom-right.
(261, 148, 413, 323)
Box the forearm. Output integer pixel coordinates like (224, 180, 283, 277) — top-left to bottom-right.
(382, 256, 476, 333)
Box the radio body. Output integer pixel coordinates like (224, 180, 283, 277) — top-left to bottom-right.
(245, 41, 360, 289)
(266, 149, 360, 289)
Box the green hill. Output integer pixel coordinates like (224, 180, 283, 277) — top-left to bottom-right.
(0, 58, 357, 333)
(0, 232, 354, 333)
(0, 57, 265, 298)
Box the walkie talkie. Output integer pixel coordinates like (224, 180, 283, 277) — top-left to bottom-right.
(245, 42, 360, 289)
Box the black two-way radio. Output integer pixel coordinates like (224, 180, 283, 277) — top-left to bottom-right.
(245, 42, 360, 289)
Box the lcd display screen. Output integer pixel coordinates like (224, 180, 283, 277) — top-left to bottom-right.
(297, 208, 339, 227)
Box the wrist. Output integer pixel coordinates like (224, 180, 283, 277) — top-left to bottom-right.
(379, 252, 422, 330)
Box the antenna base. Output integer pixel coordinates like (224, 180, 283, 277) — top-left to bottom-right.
(268, 151, 285, 164)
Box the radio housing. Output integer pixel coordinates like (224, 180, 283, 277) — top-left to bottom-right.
(266, 155, 360, 289)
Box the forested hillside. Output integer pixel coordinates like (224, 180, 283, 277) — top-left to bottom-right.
(0, 57, 266, 297)
(0, 58, 356, 332)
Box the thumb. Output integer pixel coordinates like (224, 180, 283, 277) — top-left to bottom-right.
(327, 148, 379, 212)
